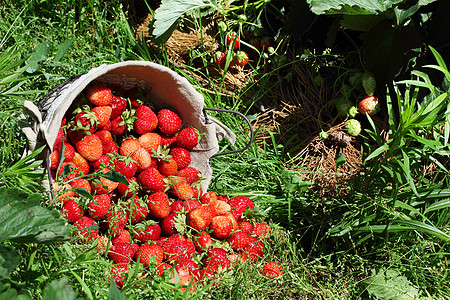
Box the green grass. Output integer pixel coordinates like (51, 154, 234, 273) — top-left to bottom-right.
(0, 0, 449, 299)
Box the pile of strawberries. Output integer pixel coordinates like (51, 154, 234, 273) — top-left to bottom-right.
(50, 82, 283, 291)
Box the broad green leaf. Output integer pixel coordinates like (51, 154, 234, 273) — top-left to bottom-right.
(0, 187, 71, 243)
(394, 2, 419, 26)
(42, 278, 76, 300)
(363, 268, 421, 300)
(307, 0, 404, 15)
(51, 39, 74, 65)
(340, 14, 388, 31)
(151, 0, 211, 41)
(0, 246, 21, 278)
(25, 41, 49, 73)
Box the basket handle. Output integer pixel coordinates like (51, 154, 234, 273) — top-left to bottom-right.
(203, 107, 254, 159)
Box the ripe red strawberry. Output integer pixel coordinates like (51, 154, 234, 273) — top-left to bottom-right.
(187, 206, 214, 232)
(72, 152, 90, 175)
(73, 216, 99, 241)
(90, 167, 119, 194)
(175, 258, 200, 280)
(94, 130, 114, 154)
(155, 262, 172, 276)
(88, 194, 111, 220)
(111, 116, 126, 136)
(61, 143, 76, 161)
(183, 199, 202, 212)
(86, 83, 112, 106)
(226, 32, 239, 49)
(132, 221, 161, 243)
(253, 221, 271, 238)
(193, 231, 212, 252)
(49, 149, 59, 170)
(91, 106, 112, 127)
(215, 51, 227, 69)
(108, 242, 133, 264)
(260, 36, 274, 49)
(76, 134, 103, 162)
(147, 191, 171, 219)
(114, 156, 138, 178)
(139, 132, 162, 154)
(117, 176, 140, 198)
(162, 234, 195, 262)
(262, 261, 284, 279)
(239, 221, 254, 234)
(176, 167, 200, 184)
(110, 263, 129, 289)
(229, 196, 255, 222)
(62, 199, 83, 223)
(125, 87, 144, 108)
(111, 229, 132, 245)
(200, 191, 217, 205)
(209, 199, 231, 216)
(210, 216, 232, 239)
(158, 157, 178, 177)
(53, 128, 65, 151)
(99, 120, 112, 131)
(138, 168, 166, 193)
(233, 51, 249, 66)
(160, 212, 179, 236)
(240, 240, 264, 262)
(134, 105, 158, 135)
(160, 133, 178, 147)
(358, 95, 380, 116)
(73, 111, 98, 134)
(167, 176, 194, 201)
(137, 243, 164, 266)
(54, 183, 74, 204)
(70, 177, 92, 196)
(96, 235, 109, 254)
(57, 161, 79, 181)
(176, 128, 200, 149)
(203, 248, 230, 273)
(224, 211, 239, 231)
(170, 147, 191, 170)
(105, 207, 128, 238)
(109, 95, 127, 119)
(90, 154, 112, 170)
(127, 195, 149, 224)
(157, 109, 182, 136)
(228, 232, 255, 251)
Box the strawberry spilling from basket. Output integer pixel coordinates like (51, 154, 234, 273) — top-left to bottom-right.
(50, 83, 279, 290)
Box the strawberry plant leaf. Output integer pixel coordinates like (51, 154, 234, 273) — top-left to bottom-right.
(0, 246, 21, 279)
(363, 268, 421, 299)
(50, 39, 74, 67)
(0, 187, 71, 244)
(307, 0, 404, 15)
(42, 278, 76, 300)
(25, 41, 49, 73)
(100, 170, 128, 185)
(151, 0, 212, 42)
(108, 281, 128, 300)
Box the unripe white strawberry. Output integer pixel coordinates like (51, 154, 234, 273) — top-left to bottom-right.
(344, 119, 361, 137)
(362, 72, 376, 96)
(358, 95, 380, 116)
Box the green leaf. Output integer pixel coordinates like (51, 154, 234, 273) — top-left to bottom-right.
(0, 187, 72, 244)
(25, 41, 49, 73)
(363, 268, 421, 300)
(335, 152, 346, 167)
(109, 281, 128, 300)
(394, 2, 419, 26)
(100, 171, 128, 185)
(0, 246, 21, 279)
(42, 278, 76, 300)
(307, 0, 404, 15)
(340, 14, 388, 31)
(151, 0, 211, 41)
(51, 39, 74, 66)
(424, 199, 450, 214)
(392, 219, 450, 241)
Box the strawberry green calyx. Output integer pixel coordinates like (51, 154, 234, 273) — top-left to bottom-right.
(217, 21, 227, 33)
(362, 71, 376, 96)
(344, 119, 361, 137)
(319, 130, 328, 140)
